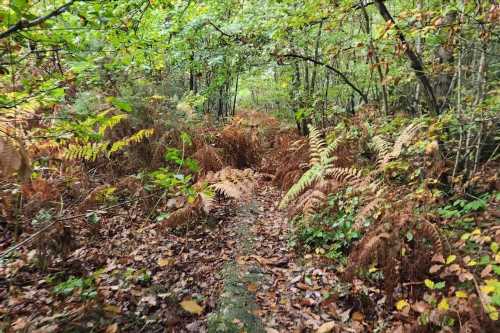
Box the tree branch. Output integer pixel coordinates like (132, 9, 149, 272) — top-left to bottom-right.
(373, 0, 439, 115)
(279, 53, 368, 103)
(0, 0, 92, 40)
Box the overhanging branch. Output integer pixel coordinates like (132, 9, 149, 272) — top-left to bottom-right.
(279, 53, 368, 103)
(0, 0, 92, 40)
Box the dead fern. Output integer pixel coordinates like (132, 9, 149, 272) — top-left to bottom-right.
(344, 212, 444, 302)
(192, 144, 225, 175)
(163, 167, 256, 228)
(203, 167, 256, 200)
(162, 193, 213, 228)
(218, 124, 259, 168)
(0, 135, 31, 181)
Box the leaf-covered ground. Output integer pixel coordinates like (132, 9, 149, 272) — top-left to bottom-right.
(0, 176, 413, 333)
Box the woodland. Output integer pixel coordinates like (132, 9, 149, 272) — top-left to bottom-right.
(0, 0, 499, 332)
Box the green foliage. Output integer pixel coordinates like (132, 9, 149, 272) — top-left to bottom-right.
(438, 193, 491, 219)
(54, 276, 97, 300)
(293, 191, 361, 261)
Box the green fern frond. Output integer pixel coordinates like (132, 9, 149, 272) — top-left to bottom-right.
(279, 164, 322, 208)
(308, 126, 325, 166)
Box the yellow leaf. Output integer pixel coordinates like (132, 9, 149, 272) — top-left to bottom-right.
(424, 279, 434, 289)
(461, 233, 471, 241)
(471, 229, 481, 236)
(481, 285, 495, 295)
(489, 311, 499, 321)
(495, 253, 500, 263)
(396, 299, 410, 311)
(437, 298, 449, 311)
(467, 260, 478, 266)
(104, 304, 121, 314)
(455, 290, 468, 299)
(180, 299, 204, 315)
(446, 255, 457, 265)
(158, 258, 175, 267)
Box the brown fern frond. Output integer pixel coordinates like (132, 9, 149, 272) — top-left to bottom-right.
(315, 179, 341, 194)
(324, 167, 362, 182)
(198, 167, 256, 200)
(344, 225, 392, 280)
(219, 125, 259, 168)
(212, 181, 243, 199)
(302, 190, 328, 218)
(288, 189, 328, 219)
(192, 144, 225, 175)
(415, 220, 443, 255)
(371, 135, 392, 165)
(353, 197, 385, 231)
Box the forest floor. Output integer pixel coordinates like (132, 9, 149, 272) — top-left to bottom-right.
(2, 174, 368, 333)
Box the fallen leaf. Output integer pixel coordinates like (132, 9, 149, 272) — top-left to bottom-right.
(180, 299, 204, 315)
(412, 301, 429, 313)
(395, 299, 410, 311)
(481, 264, 493, 278)
(266, 328, 280, 333)
(105, 323, 118, 333)
(158, 257, 175, 267)
(317, 321, 337, 333)
(431, 254, 445, 264)
(351, 311, 364, 322)
(429, 264, 443, 274)
(11, 317, 28, 331)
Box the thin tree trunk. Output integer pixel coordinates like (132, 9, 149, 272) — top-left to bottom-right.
(361, 5, 388, 115)
(232, 70, 239, 116)
(310, 21, 323, 95)
(373, 0, 439, 115)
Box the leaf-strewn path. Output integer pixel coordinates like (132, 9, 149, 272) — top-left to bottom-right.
(2, 175, 358, 332)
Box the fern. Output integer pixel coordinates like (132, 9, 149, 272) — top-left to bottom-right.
(371, 122, 424, 166)
(64, 128, 154, 161)
(390, 122, 423, 160)
(64, 141, 110, 161)
(279, 125, 350, 209)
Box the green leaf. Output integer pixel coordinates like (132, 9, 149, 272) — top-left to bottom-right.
(435, 281, 446, 290)
(111, 98, 132, 112)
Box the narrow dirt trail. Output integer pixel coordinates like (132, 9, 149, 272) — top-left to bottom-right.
(207, 179, 356, 333)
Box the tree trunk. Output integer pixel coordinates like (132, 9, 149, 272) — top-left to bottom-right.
(373, 0, 439, 115)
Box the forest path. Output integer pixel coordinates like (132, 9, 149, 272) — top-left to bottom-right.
(207, 179, 353, 333)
